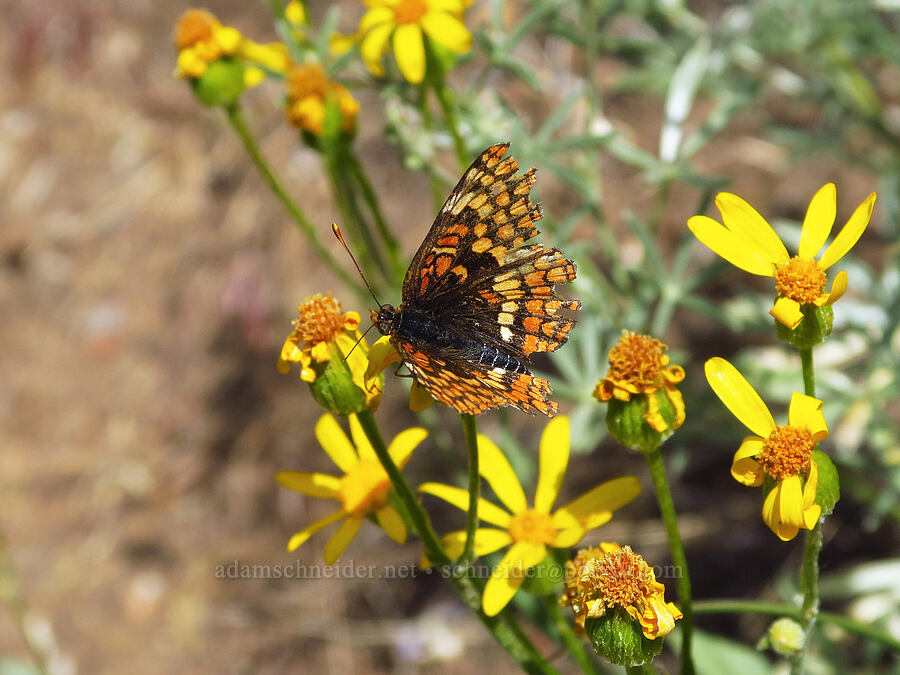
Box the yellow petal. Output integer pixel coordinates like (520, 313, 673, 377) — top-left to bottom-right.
(349, 414, 376, 461)
(324, 514, 363, 564)
(731, 456, 764, 486)
(365, 336, 400, 386)
(761, 487, 781, 539)
(276, 471, 341, 498)
(315, 414, 359, 473)
(798, 183, 836, 260)
(360, 21, 394, 76)
(769, 296, 804, 330)
(393, 24, 425, 84)
(552, 476, 641, 530)
(376, 505, 407, 543)
(420, 11, 472, 54)
(704, 358, 776, 437)
(715, 192, 790, 265)
(358, 6, 393, 34)
(534, 416, 570, 514)
(243, 66, 265, 88)
(440, 528, 514, 559)
(213, 25, 242, 54)
(482, 542, 547, 616)
(815, 269, 848, 307)
(802, 461, 821, 528)
(687, 215, 777, 276)
(409, 379, 435, 412)
(552, 527, 586, 548)
(418, 483, 512, 528)
(287, 509, 345, 551)
(388, 426, 428, 469)
(777, 475, 804, 534)
(787, 392, 828, 442)
(819, 192, 876, 269)
(477, 434, 528, 515)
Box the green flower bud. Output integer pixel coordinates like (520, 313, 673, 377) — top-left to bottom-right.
(759, 617, 805, 656)
(606, 397, 665, 453)
(586, 608, 664, 667)
(776, 304, 833, 348)
(308, 345, 368, 416)
(191, 58, 246, 107)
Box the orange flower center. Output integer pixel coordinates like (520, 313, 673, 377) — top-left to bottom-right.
(606, 331, 669, 390)
(286, 63, 329, 101)
(174, 9, 218, 49)
(580, 546, 656, 609)
(293, 293, 347, 346)
(758, 425, 814, 480)
(394, 0, 429, 25)
(338, 459, 391, 515)
(773, 256, 826, 305)
(508, 509, 557, 546)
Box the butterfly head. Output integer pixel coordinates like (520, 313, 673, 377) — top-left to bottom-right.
(372, 304, 397, 336)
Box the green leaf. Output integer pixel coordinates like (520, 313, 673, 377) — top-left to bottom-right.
(660, 37, 710, 162)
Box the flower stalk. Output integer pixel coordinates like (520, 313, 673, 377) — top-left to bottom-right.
(459, 413, 480, 568)
(792, 346, 821, 675)
(644, 446, 694, 675)
(224, 104, 363, 295)
(355, 410, 558, 675)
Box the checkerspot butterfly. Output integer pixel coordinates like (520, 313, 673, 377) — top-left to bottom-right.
(370, 144, 580, 416)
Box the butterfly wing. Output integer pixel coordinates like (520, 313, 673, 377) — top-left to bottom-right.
(401, 144, 580, 361)
(394, 336, 558, 416)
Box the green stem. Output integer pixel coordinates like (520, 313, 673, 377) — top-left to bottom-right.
(432, 80, 468, 169)
(792, 346, 820, 675)
(648, 179, 672, 234)
(644, 447, 694, 675)
(459, 413, 480, 568)
(695, 600, 900, 652)
(799, 347, 816, 398)
(344, 152, 403, 278)
(223, 104, 362, 296)
(0, 527, 48, 675)
(324, 145, 391, 286)
(543, 595, 595, 674)
(356, 410, 558, 674)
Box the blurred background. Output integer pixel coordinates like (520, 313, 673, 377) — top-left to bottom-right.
(1, 0, 898, 673)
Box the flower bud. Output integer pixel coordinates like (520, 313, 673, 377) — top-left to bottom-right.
(775, 303, 833, 348)
(586, 608, 664, 667)
(191, 58, 246, 107)
(759, 617, 805, 657)
(812, 449, 840, 515)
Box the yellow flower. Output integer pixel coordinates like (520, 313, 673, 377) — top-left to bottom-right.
(593, 331, 686, 434)
(419, 417, 641, 616)
(277, 413, 427, 563)
(365, 336, 435, 412)
(284, 63, 360, 136)
(357, 0, 472, 84)
(705, 357, 827, 541)
(278, 293, 380, 409)
(560, 543, 682, 640)
(688, 185, 876, 329)
(173, 8, 290, 84)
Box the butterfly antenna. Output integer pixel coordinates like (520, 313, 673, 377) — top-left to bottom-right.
(332, 223, 383, 308)
(341, 322, 378, 364)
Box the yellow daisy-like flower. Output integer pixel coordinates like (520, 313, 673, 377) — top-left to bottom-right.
(560, 543, 683, 639)
(419, 417, 641, 616)
(174, 8, 290, 85)
(688, 185, 876, 329)
(278, 293, 380, 408)
(705, 357, 827, 541)
(593, 331, 686, 433)
(277, 413, 427, 563)
(356, 0, 473, 84)
(284, 63, 360, 136)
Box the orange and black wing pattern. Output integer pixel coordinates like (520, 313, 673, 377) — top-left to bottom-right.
(390, 144, 580, 416)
